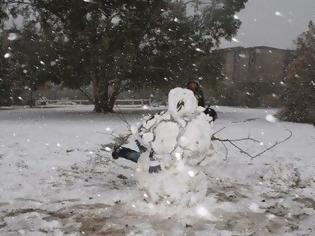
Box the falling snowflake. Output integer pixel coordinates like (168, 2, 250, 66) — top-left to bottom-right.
(188, 170, 195, 177)
(4, 53, 11, 59)
(265, 114, 277, 123)
(7, 33, 18, 41)
(175, 152, 181, 160)
(275, 11, 283, 17)
(232, 37, 240, 43)
(195, 48, 204, 53)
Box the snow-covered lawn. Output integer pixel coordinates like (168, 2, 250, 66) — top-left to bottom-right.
(0, 105, 314, 235)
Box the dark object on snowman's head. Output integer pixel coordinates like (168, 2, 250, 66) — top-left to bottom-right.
(177, 99, 185, 112)
(186, 80, 200, 93)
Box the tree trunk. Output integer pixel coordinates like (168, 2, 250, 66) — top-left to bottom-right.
(106, 80, 121, 112)
(92, 78, 120, 113)
(92, 79, 101, 112)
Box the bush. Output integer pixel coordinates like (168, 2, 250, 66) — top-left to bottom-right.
(280, 21, 315, 124)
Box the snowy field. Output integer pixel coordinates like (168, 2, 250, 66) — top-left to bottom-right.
(0, 105, 314, 235)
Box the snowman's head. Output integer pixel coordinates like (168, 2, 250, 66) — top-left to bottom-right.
(168, 87, 198, 118)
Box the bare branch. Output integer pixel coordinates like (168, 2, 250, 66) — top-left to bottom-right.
(211, 129, 293, 160)
(211, 127, 226, 136)
(212, 136, 260, 143)
(196, 155, 207, 166)
(78, 87, 94, 103)
(250, 129, 293, 159)
(232, 118, 259, 124)
(96, 131, 118, 139)
(221, 141, 228, 161)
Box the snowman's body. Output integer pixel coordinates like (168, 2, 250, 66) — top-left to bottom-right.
(132, 88, 214, 206)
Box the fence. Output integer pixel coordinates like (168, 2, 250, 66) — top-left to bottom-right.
(114, 99, 151, 107)
(46, 99, 91, 105)
(44, 98, 152, 107)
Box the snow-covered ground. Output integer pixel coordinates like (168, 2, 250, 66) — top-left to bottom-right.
(0, 105, 314, 235)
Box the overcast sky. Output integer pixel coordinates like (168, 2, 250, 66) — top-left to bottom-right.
(220, 0, 315, 49)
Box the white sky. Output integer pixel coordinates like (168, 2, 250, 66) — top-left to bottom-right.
(220, 0, 315, 49)
(6, 0, 315, 50)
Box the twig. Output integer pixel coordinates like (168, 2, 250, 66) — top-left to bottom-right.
(114, 104, 132, 129)
(221, 141, 228, 161)
(232, 118, 259, 124)
(196, 156, 207, 166)
(96, 131, 118, 139)
(250, 129, 293, 159)
(213, 136, 260, 143)
(78, 87, 94, 103)
(211, 127, 226, 136)
(211, 129, 293, 160)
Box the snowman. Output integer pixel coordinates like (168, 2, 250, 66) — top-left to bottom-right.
(131, 87, 214, 207)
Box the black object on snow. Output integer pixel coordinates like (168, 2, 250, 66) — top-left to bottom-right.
(112, 146, 140, 163)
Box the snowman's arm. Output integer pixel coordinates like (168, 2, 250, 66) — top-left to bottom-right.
(130, 123, 147, 153)
(148, 150, 162, 173)
(135, 139, 147, 153)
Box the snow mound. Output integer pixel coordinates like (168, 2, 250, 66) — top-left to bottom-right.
(261, 164, 301, 191)
(135, 154, 208, 207)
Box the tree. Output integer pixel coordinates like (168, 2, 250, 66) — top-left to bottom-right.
(0, 31, 14, 106)
(280, 21, 315, 123)
(2, 0, 248, 112)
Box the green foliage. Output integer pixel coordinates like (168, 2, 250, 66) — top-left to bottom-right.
(0, 79, 12, 106)
(280, 21, 315, 123)
(0, 36, 12, 106)
(1, 0, 248, 111)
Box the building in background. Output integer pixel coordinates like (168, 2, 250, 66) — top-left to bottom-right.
(219, 46, 295, 107)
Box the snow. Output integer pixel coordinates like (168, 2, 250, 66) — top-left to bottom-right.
(232, 37, 240, 43)
(275, 11, 284, 17)
(151, 121, 179, 154)
(133, 88, 214, 206)
(0, 105, 315, 235)
(4, 52, 11, 59)
(7, 33, 18, 41)
(168, 88, 198, 118)
(265, 114, 277, 123)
